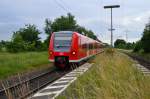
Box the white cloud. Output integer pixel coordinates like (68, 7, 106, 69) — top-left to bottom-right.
(122, 11, 150, 27)
(0, 0, 150, 43)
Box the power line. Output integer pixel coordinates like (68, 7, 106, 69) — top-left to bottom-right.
(125, 29, 129, 42)
(58, 0, 72, 12)
(94, 0, 105, 40)
(53, 0, 69, 13)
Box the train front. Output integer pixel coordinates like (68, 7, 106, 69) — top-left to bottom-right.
(49, 31, 77, 69)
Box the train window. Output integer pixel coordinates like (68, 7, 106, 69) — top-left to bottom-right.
(82, 43, 87, 49)
(54, 32, 73, 52)
(89, 43, 92, 49)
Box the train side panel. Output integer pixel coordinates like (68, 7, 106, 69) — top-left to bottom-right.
(69, 32, 79, 61)
(49, 33, 54, 61)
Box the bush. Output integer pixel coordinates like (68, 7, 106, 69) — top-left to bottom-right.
(141, 23, 150, 53)
(5, 24, 47, 53)
(133, 41, 142, 52)
(126, 42, 135, 49)
(0, 41, 7, 52)
(6, 42, 24, 53)
(114, 39, 126, 48)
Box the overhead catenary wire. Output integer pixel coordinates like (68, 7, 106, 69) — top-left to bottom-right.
(95, 0, 105, 40)
(52, 0, 103, 41)
(52, 0, 70, 13)
(58, 0, 72, 12)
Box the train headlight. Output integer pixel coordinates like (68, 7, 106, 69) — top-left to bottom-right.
(49, 51, 53, 55)
(72, 51, 76, 55)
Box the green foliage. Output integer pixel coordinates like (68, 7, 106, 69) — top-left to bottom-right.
(6, 24, 46, 53)
(75, 26, 97, 40)
(44, 19, 52, 35)
(44, 19, 53, 47)
(51, 13, 77, 32)
(114, 39, 135, 50)
(141, 22, 150, 53)
(2, 13, 98, 53)
(126, 42, 135, 49)
(0, 41, 4, 51)
(44, 13, 77, 46)
(133, 41, 142, 52)
(15, 24, 41, 43)
(57, 51, 150, 99)
(114, 39, 126, 49)
(115, 20, 150, 52)
(133, 21, 150, 53)
(44, 13, 98, 46)
(0, 40, 10, 52)
(0, 52, 50, 79)
(10, 33, 25, 52)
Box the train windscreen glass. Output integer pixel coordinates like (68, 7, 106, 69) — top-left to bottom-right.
(54, 32, 72, 52)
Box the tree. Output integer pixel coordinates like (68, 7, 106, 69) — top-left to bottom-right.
(44, 13, 98, 46)
(75, 25, 86, 34)
(14, 24, 41, 49)
(44, 19, 52, 35)
(51, 13, 77, 32)
(141, 22, 150, 53)
(0, 41, 2, 51)
(86, 30, 97, 40)
(44, 19, 52, 47)
(126, 42, 135, 49)
(7, 24, 44, 52)
(75, 25, 97, 40)
(17, 24, 41, 44)
(7, 33, 25, 52)
(133, 40, 142, 52)
(0, 40, 10, 52)
(114, 39, 126, 49)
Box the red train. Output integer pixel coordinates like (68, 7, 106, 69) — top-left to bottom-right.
(49, 31, 103, 68)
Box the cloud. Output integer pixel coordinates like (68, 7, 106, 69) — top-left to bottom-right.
(122, 11, 150, 26)
(0, 0, 150, 44)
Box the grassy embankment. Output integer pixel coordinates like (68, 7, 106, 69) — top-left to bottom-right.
(57, 49, 150, 99)
(0, 52, 51, 79)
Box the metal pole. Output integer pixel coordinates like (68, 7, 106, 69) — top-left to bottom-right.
(104, 5, 120, 47)
(111, 8, 113, 47)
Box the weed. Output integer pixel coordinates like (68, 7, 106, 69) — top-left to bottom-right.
(0, 52, 50, 79)
(57, 51, 150, 99)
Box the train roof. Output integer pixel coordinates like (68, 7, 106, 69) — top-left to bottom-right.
(53, 31, 103, 44)
(54, 31, 73, 34)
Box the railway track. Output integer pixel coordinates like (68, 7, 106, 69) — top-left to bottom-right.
(123, 52, 150, 75)
(124, 52, 150, 70)
(30, 63, 93, 99)
(0, 66, 72, 99)
(0, 51, 103, 99)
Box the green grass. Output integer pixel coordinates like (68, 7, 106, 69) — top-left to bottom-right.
(57, 49, 150, 99)
(0, 51, 51, 79)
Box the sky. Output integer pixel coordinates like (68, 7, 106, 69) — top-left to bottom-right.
(0, 0, 150, 44)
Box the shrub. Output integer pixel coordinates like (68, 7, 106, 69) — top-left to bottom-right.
(133, 41, 142, 52)
(141, 23, 150, 53)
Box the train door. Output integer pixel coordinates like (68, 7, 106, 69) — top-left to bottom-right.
(86, 40, 90, 57)
(78, 36, 81, 59)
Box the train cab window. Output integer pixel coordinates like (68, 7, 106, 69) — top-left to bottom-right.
(54, 32, 73, 52)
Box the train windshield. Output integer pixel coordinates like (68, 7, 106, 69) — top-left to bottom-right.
(54, 32, 73, 52)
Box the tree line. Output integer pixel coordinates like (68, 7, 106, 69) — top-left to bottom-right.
(0, 13, 98, 53)
(114, 39, 135, 50)
(114, 19, 150, 53)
